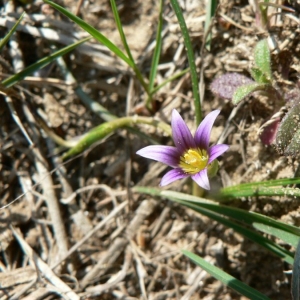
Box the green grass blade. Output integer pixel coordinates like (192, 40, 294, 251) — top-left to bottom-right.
(44, 0, 133, 68)
(109, 0, 135, 63)
(0, 12, 25, 52)
(148, 0, 164, 93)
(134, 187, 300, 248)
(146, 68, 189, 109)
(222, 177, 300, 189)
(219, 186, 300, 200)
(177, 200, 294, 264)
(183, 250, 270, 300)
(109, 0, 149, 95)
(165, 190, 300, 248)
(204, 0, 217, 50)
(219, 177, 300, 200)
(169, 0, 202, 125)
(2, 37, 90, 88)
(150, 68, 189, 95)
(134, 186, 294, 264)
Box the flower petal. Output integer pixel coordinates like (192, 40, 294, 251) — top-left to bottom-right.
(160, 168, 189, 186)
(194, 110, 220, 149)
(192, 169, 210, 190)
(171, 109, 196, 153)
(136, 145, 180, 168)
(208, 144, 229, 163)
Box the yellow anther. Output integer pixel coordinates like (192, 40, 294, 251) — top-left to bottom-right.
(179, 148, 208, 174)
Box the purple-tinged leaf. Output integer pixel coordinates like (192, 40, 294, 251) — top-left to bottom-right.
(259, 118, 280, 145)
(211, 73, 254, 100)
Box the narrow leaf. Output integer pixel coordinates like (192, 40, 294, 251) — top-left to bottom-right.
(170, 0, 202, 124)
(2, 37, 90, 88)
(183, 250, 270, 300)
(109, 0, 149, 95)
(219, 186, 300, 200)
(168, 191, 300, 248)
(148, 0, 164, 92)
(44, 0, 133, 68)
(110, 0, 135, 63)
(204, 0, 217, 50)
(185, 204, 294, 264)
(0, 12, 25, 52)
(220, 177, 300, 190)
(150, 68, 189, 95)
(133, 187, 298, 257)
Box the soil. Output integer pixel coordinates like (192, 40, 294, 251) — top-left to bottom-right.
(1, 0, 300, 299)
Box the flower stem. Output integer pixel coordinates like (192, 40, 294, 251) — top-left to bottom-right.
(192, 181, 204, 197)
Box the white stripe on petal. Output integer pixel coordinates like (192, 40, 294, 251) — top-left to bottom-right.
(192, 169, 210, 190)
(171, 109, 196, 153)
(160, 168, 189, 186)
(194, 110, 220, 149)
(137, 145, 180, 168)
(208, 144, 229, 163)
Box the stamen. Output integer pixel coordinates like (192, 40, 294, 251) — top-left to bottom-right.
(179, 148, 208, 174)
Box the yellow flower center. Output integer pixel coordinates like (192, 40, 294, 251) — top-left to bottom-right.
(179, 148, 208, 175)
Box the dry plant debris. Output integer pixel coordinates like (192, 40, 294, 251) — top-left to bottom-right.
(1, 0, 300, 299)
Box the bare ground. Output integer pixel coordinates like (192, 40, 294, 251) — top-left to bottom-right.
(1, 0, 300, 299)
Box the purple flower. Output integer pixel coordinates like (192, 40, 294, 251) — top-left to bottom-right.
(136, 110, 229, 190)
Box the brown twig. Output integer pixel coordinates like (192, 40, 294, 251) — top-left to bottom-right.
(11, 226, 80, 300)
